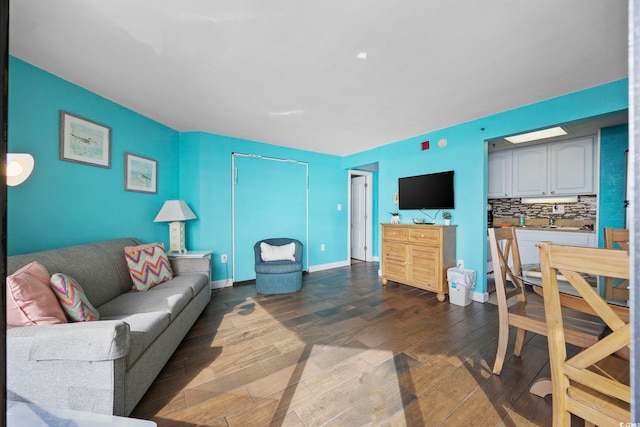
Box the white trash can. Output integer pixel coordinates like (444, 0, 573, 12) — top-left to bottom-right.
(447, 267, 476, 306)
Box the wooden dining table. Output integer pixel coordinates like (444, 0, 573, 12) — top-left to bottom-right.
(521, 264, 629, 322)
(517, 264, 630, 397)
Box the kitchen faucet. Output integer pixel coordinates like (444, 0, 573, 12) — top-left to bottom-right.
(549, 216, 555, 226)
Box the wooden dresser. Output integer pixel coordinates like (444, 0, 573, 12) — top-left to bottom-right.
(381, 224, 456, 301)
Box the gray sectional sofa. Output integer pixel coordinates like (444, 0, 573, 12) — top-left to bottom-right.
(6, 238, 211, 416)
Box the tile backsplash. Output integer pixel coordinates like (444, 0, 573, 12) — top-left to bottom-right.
(489, 195, 597, 221)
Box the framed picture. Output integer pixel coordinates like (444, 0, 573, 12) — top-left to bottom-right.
(125, 153, 158, 194)
(59, 111, 111, 168)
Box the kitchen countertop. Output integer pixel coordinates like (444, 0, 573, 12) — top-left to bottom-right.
(491, 218, 595, 233)
(491, 225, 595, 233)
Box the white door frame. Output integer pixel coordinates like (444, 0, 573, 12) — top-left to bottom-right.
(231, 152, 309, 282)
(348, 170, 373, 262)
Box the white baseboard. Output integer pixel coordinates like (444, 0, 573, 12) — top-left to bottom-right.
(308, 260, 351, 272)
(472, 290, 489, 303)
(211, 279, 233, 289)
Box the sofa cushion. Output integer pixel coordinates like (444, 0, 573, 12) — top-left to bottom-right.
(7, 238, 143, 308)
(260, 242, 296, 261)
(97, 282, 191, 322)
(100, 312, 170, 369)
(255, 260, 303, 275)
(6, 262, 67, 326)
(124, 243, 174, 291)
(50, 273, 100, 322)
(159, 274, 209, 299)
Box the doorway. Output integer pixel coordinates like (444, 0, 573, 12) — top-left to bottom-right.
(349, 170, 373, 263)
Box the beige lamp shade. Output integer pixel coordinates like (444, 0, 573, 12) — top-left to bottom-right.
(154, 200, 197, 254)
(154, 200, 197, 222)
(6, 153, 35, 186)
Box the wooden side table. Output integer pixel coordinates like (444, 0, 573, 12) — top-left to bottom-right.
(168, 251, 212, 284)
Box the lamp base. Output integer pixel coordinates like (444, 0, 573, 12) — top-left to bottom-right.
(168, 221, 187, 254)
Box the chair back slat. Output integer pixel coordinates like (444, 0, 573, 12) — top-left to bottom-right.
(603, 228, 630, 300)
(538, 241, 630, 425)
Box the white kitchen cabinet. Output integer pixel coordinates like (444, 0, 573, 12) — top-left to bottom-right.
(549, 137, 594, 195)
(510, 137, 594, 197)
(515, 229, 596, 265)
(512, 145, 548, 196)
(488, 151, 513, 198)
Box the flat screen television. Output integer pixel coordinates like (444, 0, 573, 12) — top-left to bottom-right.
(398, 170, 455, 210)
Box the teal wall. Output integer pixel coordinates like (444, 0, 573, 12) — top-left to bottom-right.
(343, 79, 628, 294)
(8, 57, 180, 254)
(8, 56, 629, 292)
(178, 132, 347, 282)
(598, 124, 629, 246)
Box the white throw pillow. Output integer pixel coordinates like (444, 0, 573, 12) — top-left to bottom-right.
(260, 242, 296, 262)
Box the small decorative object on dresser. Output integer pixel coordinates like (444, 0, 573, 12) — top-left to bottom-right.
(442, 210, 452, 225)
(390, 212, 400, 224)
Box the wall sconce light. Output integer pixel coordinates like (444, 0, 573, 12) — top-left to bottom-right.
(153, 200, 197, 254)
(6, 153, 35, 186)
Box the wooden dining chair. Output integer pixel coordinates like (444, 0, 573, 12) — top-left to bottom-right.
(603, 228, 629, 300)
(538, 242, 630, 426)
(488, 228, 604, 377)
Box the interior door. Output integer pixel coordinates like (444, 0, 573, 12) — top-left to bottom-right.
(232, 154, 308, 283)
(351, 175, 367, 261)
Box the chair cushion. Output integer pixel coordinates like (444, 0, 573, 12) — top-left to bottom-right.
(260, 242, 296, 261)
(6, 262, 67, 326)
(255, 260, 302, 274)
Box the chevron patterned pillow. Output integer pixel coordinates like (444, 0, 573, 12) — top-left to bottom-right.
(50, 273, 100, 322)
(124, 243, 174, 291)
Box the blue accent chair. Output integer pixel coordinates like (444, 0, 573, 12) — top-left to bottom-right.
(254, 238, 303, 294)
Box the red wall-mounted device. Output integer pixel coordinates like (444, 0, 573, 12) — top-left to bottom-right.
(421, 141, 430, 150)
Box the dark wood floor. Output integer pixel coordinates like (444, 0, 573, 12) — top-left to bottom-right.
(131, 262, 565, 426)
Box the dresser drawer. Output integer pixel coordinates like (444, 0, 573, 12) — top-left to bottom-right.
(408, 228, 440, 245)
(383, 226, 408, 242)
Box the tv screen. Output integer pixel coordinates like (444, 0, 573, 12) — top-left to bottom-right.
(398, 171, 455, 210)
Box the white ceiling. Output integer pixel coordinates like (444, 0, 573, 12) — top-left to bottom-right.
(9, 0, 629, 156)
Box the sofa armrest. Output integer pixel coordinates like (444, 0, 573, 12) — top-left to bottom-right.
(7, 320, 130, 362)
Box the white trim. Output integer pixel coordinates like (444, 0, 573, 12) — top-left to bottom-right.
(231, 152, 309, 283)
(348, 170, 374, 262)
(308, 260, 351, 272)
(471, 290, 490, 303)
(211, 280, 232, 289)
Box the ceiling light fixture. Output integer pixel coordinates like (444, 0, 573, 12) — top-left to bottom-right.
(505, 126, 567, 144)
(356, 52, 368, 60)
(268, 110, 304, 116)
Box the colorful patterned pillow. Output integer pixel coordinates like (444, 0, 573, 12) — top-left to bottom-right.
(6, 261, 67, 326)
(124, 243, 174, 291)
(50, 273, 100, 322)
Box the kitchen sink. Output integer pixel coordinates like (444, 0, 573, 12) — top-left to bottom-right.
(538, 225, 581, 230)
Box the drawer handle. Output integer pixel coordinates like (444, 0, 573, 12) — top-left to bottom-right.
(420, 234, 425, 238)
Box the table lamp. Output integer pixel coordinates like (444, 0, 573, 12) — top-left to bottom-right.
(153, 200, 197, 254)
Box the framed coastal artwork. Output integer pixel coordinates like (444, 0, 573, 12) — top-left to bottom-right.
(124, 152, 158, 194)
(59, 111, 111, 168)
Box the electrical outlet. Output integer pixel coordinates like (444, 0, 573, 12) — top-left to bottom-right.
(320, 244, 326, 251)
(221, 254, 228, 263)
(457, 259, 464, 269)
(552, 204, 565, 214)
